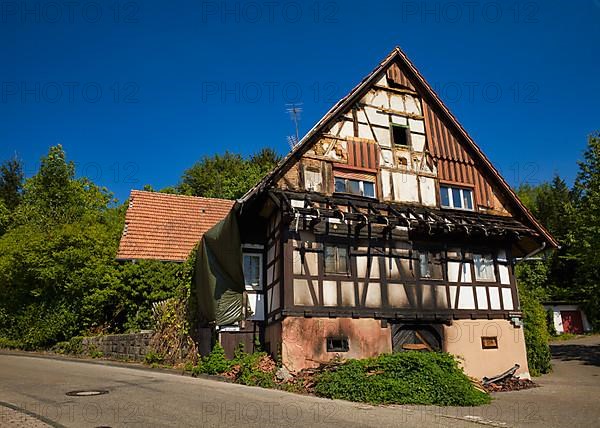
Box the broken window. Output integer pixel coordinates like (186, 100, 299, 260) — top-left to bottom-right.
(473, 253, 496, 282)
(418, 251, 443, 280)
(324, 245, 349, 275)
(440, 185, 474, 210)
(391, 124, 410, 147)
(326, 337, 349, 352)
(334, 177, 375, 198)
(243, 253, 262, 289)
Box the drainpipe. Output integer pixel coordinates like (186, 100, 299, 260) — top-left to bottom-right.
(514, 242, 546, 264)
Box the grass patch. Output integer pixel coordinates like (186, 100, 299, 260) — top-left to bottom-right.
(313, 352, 490, 406)
(549, 333, 590, 342)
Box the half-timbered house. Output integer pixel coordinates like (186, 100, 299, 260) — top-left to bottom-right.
(192, 47, 558, 380)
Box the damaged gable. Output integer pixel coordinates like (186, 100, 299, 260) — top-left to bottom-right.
(241, 47, 556, 250)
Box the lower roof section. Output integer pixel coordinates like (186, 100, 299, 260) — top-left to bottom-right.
(116, 190, 234, 262)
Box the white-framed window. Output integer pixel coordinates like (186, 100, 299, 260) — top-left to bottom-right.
(334, 177, 375, 198)
(473, 253, 496, 282)
(243, 253, 262, 290)
(440, 185, 474, 210)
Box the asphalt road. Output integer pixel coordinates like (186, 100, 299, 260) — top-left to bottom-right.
(0, 353, 482, 428)
(1, 335, 599, 428)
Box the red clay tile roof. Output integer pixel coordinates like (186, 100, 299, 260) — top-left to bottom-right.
(116, 190, 234, 262)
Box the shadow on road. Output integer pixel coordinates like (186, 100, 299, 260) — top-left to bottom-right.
(550, 343, 600, 366)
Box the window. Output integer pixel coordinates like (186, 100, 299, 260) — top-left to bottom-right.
(481, 336, 498, 349)
(440, 186, 474, 210)
(304, 167, 322, 192)
(473, 253, 496, 282)
(324, 245, 349, 275)
(418, 251, 443, 279)
(391, 124, 410, 147)
(243, 254, 262, 288)
(334, 177, 375, 198)
(326, 337, 349, 352)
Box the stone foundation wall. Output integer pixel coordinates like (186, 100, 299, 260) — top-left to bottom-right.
(82, 332, 153, 361)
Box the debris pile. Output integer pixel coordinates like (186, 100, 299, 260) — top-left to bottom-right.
(481, 363, 538, 392)
(483, 376, 538, 392)
(289, 358, 346, 393)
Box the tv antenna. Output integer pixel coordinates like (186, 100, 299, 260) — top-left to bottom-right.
(286, 103, 303, 144)
(286, 135, 299, 150)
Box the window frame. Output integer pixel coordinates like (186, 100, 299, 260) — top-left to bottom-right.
(324, 245, 350, 275)
(439, 185, 474, 211)
(417, 250, 444, 280)
(481, 336, 499, 349)
(334, 177, 376, 198)
(473, 253, 496, 282)
(326, 337, 349, 352)
(390, 123, 411, 147)
(242, 253, 263, 290)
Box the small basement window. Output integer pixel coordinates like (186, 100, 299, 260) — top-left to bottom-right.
(440, 185, 474, 210)
(326, 337, 349, 352)
(391, 124, 410, 147)
(324, 245, 349, 275)
(481, 336, 498, 349)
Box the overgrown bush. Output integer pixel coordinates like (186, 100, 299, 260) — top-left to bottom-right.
(200, 342, 231, 375)
(230, 346, 276, 388)
(0, 337, 21, 349)
(53, 336, 83, 355)
(313, 352, 490, 406)
(518, 285, 552, 376)
(191, 343, 277, 388)
(144, 350, 165, 365)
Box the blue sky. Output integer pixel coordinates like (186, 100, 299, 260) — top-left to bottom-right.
(2, 0, 599, 202)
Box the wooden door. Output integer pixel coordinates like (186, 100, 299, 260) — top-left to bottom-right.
(561, 311, 584, 334)
(391, 324, 442, 352)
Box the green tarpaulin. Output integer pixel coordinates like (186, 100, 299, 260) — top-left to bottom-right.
(194, 209, 245, 326)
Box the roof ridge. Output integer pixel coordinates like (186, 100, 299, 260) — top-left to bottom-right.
(130, 189, 235, 204)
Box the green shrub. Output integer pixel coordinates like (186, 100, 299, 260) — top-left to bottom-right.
(518, 286, 552, 376)
(191, 361, 204, 377)
(0, 337, 22, 349)
(546, 310, 557, 336)
(144, 350, 165, 365)
(314, 352, 490, 406)
(232, 350, 276, 388)
(201, 342, 231, 375)
(53, 336, 83, 354)
(86, 344, 103, 358)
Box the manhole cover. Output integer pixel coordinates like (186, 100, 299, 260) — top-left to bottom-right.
(66, 390, 109, 397)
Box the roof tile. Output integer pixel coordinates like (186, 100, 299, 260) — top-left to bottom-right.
(116, 190, 234, 262)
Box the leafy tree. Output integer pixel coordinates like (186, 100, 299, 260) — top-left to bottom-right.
(0, 156, 24, 211)
(179, 148, 280, 199)
(569, 132, 600, 329)
(0, 200, 9, 235)
(13, 145, 112, 227)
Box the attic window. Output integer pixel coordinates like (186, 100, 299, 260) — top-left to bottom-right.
(440, 186, 474, 210)
(326, 337, 349, 352)
(334, 177, 375, 198)
(391, 124, 410, 147)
